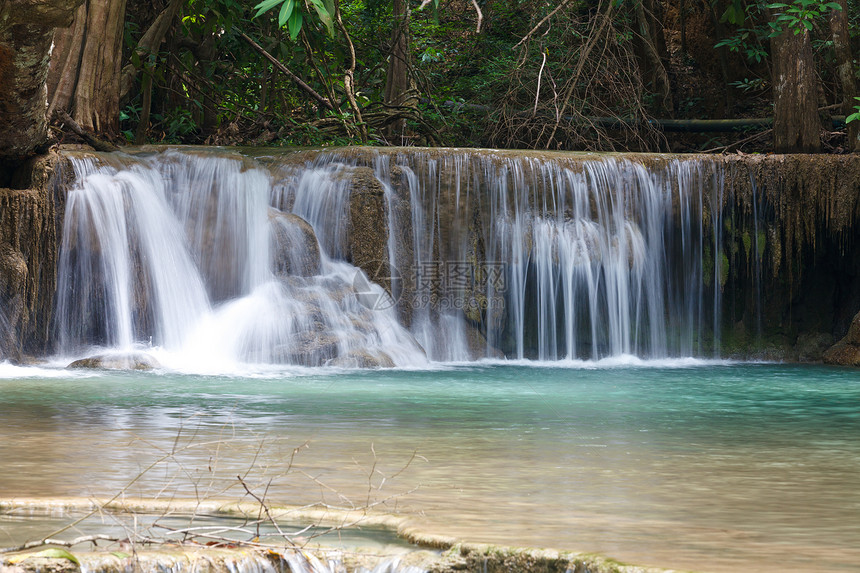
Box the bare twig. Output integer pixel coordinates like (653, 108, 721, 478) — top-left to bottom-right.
(0, 535, 117, 554)
(534, 50, 547, 116)
(237, 475, 292, 543)
(513, 0, 574, 48)
(469, 0, 483, 32)
(703, 128, 772, 153)
(419, 0, 483, 32)
(239, 32, 334, 111)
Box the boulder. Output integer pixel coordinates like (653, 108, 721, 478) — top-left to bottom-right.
(794, 332, 833, 362)
(68, 351, 161, 371)
(823, 311, 860, 366)
(328, 350, 395, 369)
(269, 210, 321, 277)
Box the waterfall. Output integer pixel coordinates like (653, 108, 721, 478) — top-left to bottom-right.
(55, 150, 426, 370)
(366, 150, 724, 361)
(55, 148, 725, 367)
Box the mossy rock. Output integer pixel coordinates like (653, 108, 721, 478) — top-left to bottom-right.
(823, 310, 860, 366)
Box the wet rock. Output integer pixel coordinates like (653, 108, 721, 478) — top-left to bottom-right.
(288, 332, 341, 366)
(465, 323, 505, 360)
(794, 332, 833, 362)
(328, 350, 395, 368)
(0, 151, 64, 360)
(347, 167, 391, 294)
(68, 352, 161, 371)
(269, 209, 321, 277)
(823, 311, 860, 366)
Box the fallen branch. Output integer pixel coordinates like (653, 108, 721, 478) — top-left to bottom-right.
(0, 535, 116, 554)
(54, 109, 120, 152)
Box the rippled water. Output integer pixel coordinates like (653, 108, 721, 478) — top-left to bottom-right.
(1, 361, 858, 572)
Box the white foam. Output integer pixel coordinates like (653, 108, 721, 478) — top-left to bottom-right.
(0, 361, 97, 379)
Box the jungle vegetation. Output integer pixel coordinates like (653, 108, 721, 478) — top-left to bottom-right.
(2, 0, 860, 154)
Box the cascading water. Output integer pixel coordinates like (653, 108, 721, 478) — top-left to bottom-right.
(368, 150, 724, 361)
(55, 150, 426, 370)
(54, 147, 725, 367)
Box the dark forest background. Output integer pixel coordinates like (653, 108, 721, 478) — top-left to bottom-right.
(32, 0, 860, 153)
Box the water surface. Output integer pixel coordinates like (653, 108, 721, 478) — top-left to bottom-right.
(1, 361, 858, 572)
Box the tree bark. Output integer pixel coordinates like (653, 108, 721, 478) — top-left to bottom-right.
(119, 0, 182, 102)
(334, 0, 368, 143)
(771, 24, 821, 153)
(384, 0, 412, 105)
(830, 0, 858, 151)
(47, 0, 128, 139)
(383, 0, 415, 140)
(0, 0, 85, 159)
(633, 0, 672, 114)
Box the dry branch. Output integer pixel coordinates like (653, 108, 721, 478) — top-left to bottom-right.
(54, 109, 120, 152)
(0, 535, 116, 554)
(239, 33, 335, 111)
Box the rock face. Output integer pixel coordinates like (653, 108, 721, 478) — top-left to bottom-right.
(347, 167, 391, 293)
(269, 210, 321, 277)
(0, 151, 65, 361)
(823, 311, 860, 366)
(68, 351, 161, 370)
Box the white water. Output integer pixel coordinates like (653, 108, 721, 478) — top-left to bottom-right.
(55, 150, 426, 370)
(367, 151, 723, 361)
(52, 148, 725, 368)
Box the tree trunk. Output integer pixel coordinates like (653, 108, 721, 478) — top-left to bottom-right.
(48, 0, 128, 139)
(383, 0, 415, 141)
(830, 0, 858, 151)
(0, 0, 85, 159)
(632, 0, 672, 114)
(771, 24, 821, 153)
(119, 0, 182, 102)
(384, 0, 413, 106)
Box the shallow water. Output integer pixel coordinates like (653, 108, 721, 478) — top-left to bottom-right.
(1, 361, 858, 572)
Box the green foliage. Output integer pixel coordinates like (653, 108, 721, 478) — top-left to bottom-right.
(767, 0, 842, 34)
(253, 0, 334, 39)
(112, 0, 860, 149)
(846, 97, 860, 123)
(119, 103, 141, 142)
(729, 77, 767, 92)
(715, 28, 769, 62)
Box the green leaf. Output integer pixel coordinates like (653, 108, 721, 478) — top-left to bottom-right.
(802, 19, 813, 30)
(8, 549, 80, 565)
(766, 2, 789, 7)
(824, 2, 842, 9)
(111, 552, 131, 559)
(254, 0, 283, 18)
(288, 9, 303, 40)
(310, 0, 334, 36)
(278, 0, 294, 27)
